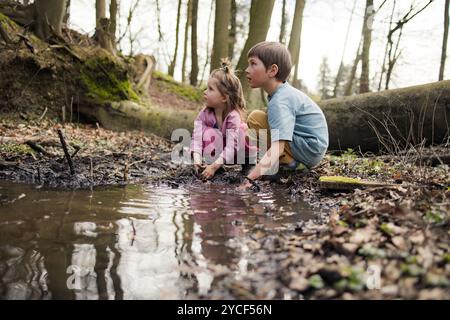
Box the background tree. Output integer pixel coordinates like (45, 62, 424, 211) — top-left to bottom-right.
(236, 0, 275, 95)
(190, 0, 199, 86)
(439, 0, 449, 81)
(35, 0, 68, 40)
(279, 0, 287, 44)
(228, 0, 238, 61)
(318, 57, 333, 100)
(360, 0, 374, 93)
(95, 0, 115, 54)
(109, 0, 118, 46)
(200, 1, 215, 85)
(287, 0, 306, 88)
(168, 0, 182, 77)
(333, 0, 357, 98)
(182, 0, 192, 83)
(211, 0, 231, 72)
(383, 0, 434, 90)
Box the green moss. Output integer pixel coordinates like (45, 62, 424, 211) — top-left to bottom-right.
(423, 210, 446, 225)
(308, 274, 325, 289)
(0, 143, 33, 155)
(153, 70, 202, 102)
(319, 176, 362, 184)
(80, 57, 139, 103)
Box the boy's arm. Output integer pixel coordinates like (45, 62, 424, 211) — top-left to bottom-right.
(247, 140, 286, 181)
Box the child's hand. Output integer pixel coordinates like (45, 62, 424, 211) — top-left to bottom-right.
(201, 164, 218, 180)
(194, 164, 205, 177)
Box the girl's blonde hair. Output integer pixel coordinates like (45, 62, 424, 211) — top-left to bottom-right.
(210, 59, 247, 120)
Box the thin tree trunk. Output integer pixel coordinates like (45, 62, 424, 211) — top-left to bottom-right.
(384, 0, 433, 90)
(109, 0, 118, 47)
(190, 0, 199, 86)
(168, 0, 182, 77)
(288, 0, 305, 85)
(229, 0, 237, 61)
(360, 0, 373, 93)
(95, 0, 114, 54)
(439, 0, 449, 81)
(182, 0, 192, 83)
(279, 0, 287, 44)
(378, 0, 396, 91)
(200, 0, 214, 85)
(333, 0, 357, 98)
(95, 0, 106, 31)
(211, 0, 231, 73)
(344, 40, 362, 96)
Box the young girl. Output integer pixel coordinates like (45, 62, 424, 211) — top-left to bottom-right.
(191, 60, 254, 179)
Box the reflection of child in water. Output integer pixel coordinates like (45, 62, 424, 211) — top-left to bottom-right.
(188, 190, 247, 266)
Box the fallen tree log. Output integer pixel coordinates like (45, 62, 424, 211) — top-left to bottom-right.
(319, 80, 450, 153)
(79, 100, 197, 140)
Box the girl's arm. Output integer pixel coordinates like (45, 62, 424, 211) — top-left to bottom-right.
(191, 108, 207, 157)
(202, 113, 240, 179)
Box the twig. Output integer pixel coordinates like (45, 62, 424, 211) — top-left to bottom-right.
(57, 128, 75, 175)
(38, 107, 48, 122)
(124, 160, 129, 183)
(25, 141, 51, 156)
(37, 166, 42, 184)
(90, 157, 93, 184)
(70, 145, 81, 159)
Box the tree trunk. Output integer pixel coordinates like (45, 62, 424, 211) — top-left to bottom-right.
(211, 0, 231, 73)
(109, 0, 118, 46)
(334, 0, 357, 97)
(94, 0, 115, 54)
(34, 0, 67, 40)
(320, 80, 450, 152)
(360, 0, 373, 93)
(439, 0, 449, 81)
(181, 0, 192, 83)
(236, 0, 275, 97)
(344, 40, 362, 96)
(63, 0, 70, 24)
(168, 0, 182, 77)
(287, 0, 305, 84)
(279, 0, 287, 44)
(228, 0, 237, 61)
(95, 0, 106, 31)
(190, 0, 199, 86)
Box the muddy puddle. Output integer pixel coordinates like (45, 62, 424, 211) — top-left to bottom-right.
(0, 181, 319, 300)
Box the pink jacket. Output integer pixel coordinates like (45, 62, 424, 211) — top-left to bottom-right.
(191, 107, 254, 164)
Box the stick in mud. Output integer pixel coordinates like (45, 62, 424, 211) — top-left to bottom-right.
(57, 128, 75, 175)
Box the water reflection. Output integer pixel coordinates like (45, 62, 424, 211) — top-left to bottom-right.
(0, 181, 316, 300)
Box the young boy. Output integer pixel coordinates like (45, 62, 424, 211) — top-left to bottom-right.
(239, 41, 329, 190)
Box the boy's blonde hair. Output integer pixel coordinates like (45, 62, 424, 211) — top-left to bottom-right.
(210, 59, 247, 120)
(248, 41, 292, 82)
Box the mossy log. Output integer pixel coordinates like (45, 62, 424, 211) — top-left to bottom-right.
(79, 100, 197, 139)
(319, 176, 395, 191)
(319, 80, 450, 153)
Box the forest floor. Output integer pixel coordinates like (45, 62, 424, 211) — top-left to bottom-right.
(0, 117, 449, 299)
